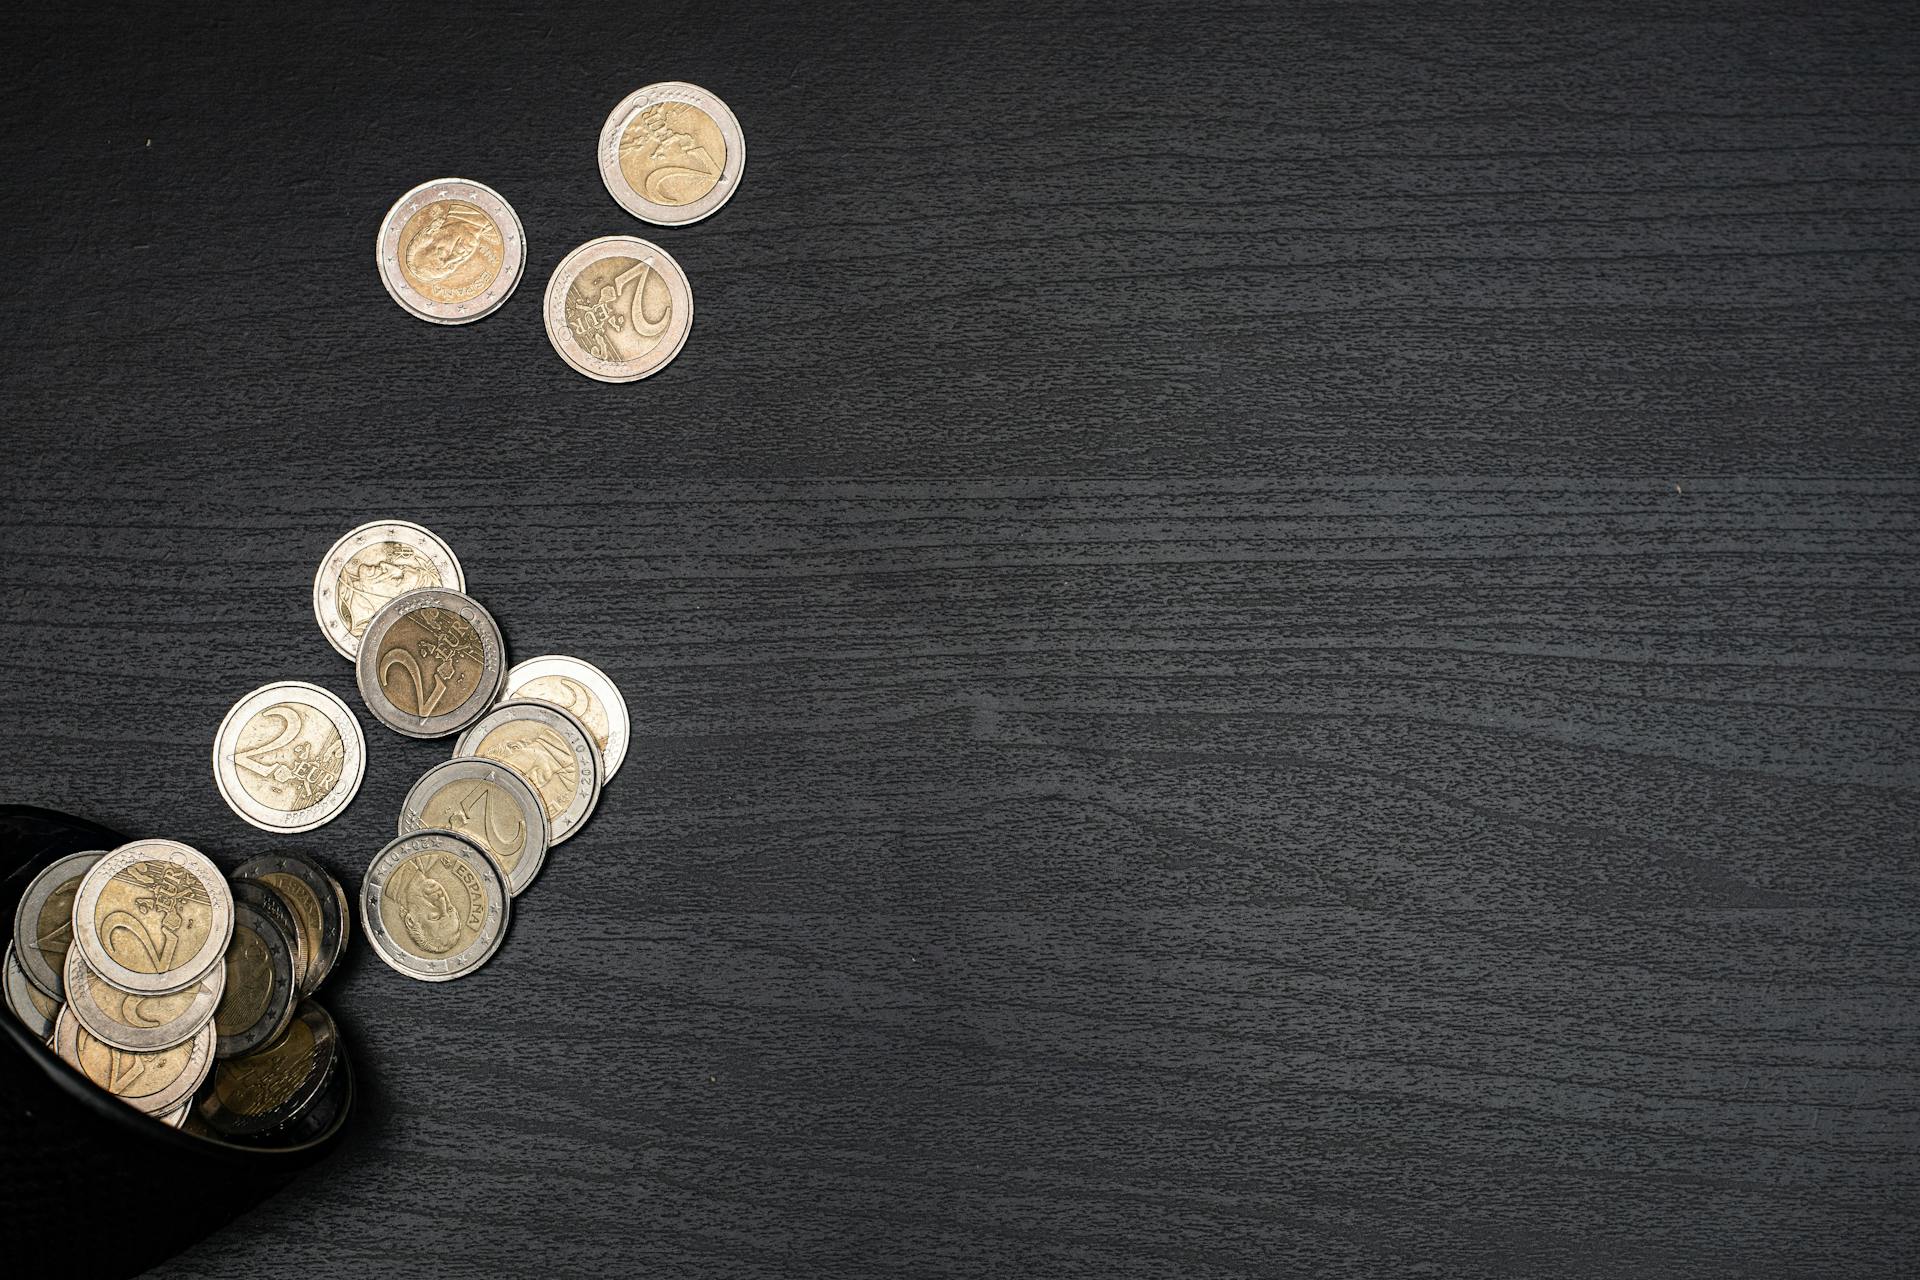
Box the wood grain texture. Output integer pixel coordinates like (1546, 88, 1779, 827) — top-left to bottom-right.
(1, 0, 1916, 1276)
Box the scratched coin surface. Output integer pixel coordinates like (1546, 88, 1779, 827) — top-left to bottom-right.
(71, 841, 233, 997)
(198, 1000, 340, 1138)
(453, 700, 603, 845)
(233, 853, 350, 996)
(313, 519, 466, 660)
(10, 849, 103, 999)
(502, 654, 631, 782)
(361, 830, 509, 982)
(398, 757, 550, 897)
(212, 681, 366, 833)
(64, 939, 224, 1053)
(53, 1005, 216, 1116)
(598, 82, 745, 226)
(376, 178, 525, 324)
(356, 586, 506, 738)
(3, 942, 59, 1039)
(543, 236, 693, 383)
(213, 880, 299, 1059)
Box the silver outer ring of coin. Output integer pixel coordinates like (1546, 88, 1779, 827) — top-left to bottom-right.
(72, 840, 234, 996)
(502, 654, 632, 782)
(361, 829, 510, 982)
(312, 519, 466, 660)
(543, 236, 693, 383)
(211, 680, 367, 833)
(53, 1005, 216, 1116)
(4, 942, 58, 1039)
(232, 853, 350, 996)
(199, 1000, 340, 1138)
(159, 1100, 192, 1129)
(453, 699, 604, 845)
(398, 756, 551, 897)
(64, 939, 224, 1053)
(375, 177, 526, 325)
(597, 81, 746, 226)
(10, 849, 104, 999)
(355, 586, 506, 738)
(216, 882, 299, 1059)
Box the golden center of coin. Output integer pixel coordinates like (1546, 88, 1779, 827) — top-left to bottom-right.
(397, 199, 504, 303)
(76, 1025, 195, 1100)
(216, 1016, 317, 1116)
(33, 877, 79, 971)
(336, 540, 445, 640)
(419, 779, 530, 877)
(232, 701, 347, 812)
(564, 255, 674, 364)
(376, 606, 485, 717)
(619, 100, 727, 207)
(515, 673, 612, 749)
(475, 721, 579, 821)
(88, 965, 199, 1028)
(94, 861, 213, 976)
(382, 851, 485, 957)
(255, 871, 323, 980)
(216, 924, 276, 1034)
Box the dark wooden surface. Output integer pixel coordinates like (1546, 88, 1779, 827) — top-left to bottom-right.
(3, 1, 1918, 1275)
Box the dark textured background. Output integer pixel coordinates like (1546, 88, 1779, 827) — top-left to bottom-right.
(3, 1, 1918, 1275)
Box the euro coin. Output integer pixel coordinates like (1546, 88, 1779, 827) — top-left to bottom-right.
(376, 178, 525, 324)
(312, 519, 466, 661)
(3, 942, 59, 1039)
(10, 849, 103, 999)
(598, 82, 744, 226)
(453, 700, 602, 845)
(232, 853, 351, 996)
(355, 586, 506, 738)
(361, 829, 509, 982)
(53, 1005, 215, 1116)
(501, 654, 631, 781)
(543, 236, 692, 382)
(213, 880, 299, 1059)
(64, 941, 224, 1053)
(158, 1100, 192, 1129)
(399, 757, 550, 897)
(197, 1000, 340, 1139)
(212, 680, 366, 833)
(71, 840, 233, 997)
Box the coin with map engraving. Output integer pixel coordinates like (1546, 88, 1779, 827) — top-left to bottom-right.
(598, 82, 745, 226)
(544, 236, 693, 382)
(53, 1004, 215, 1116)
(10, 849, 105, 999)
(213, 681, 366, 832)
(376, 178, 525, 324)
(313, 519, 466, 660)
(65, 937, 224, 1053)
(356, 586, 506, 738)
(399, 757, 550, 896)
(502, 654, 632, 782)
(71, 840, 234, 997)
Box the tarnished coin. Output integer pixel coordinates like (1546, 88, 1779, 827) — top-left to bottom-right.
(197, 1000, 340, 1139)
(399, 757, 550, 896)
(3, 942, 59, 1039)
(313, 519, 466, 661)
(233, 853, 350, 996)
(212, 681, 366, 833)
(213, 880, 299, 1060)
(356, 586, 506, 738)
(453, 700, 603, 845)
(10, 849, 103, 999)
(361, 830, 509, 982)
(65, 941, 224, 1053)
(598, 82, 745, 226)
(72, 841, 233, 997)
(53, 1005, 215, 1116)
(543, 236, 692, 383)
(376, 178, 525, 325)
(502, 654, 631, 782)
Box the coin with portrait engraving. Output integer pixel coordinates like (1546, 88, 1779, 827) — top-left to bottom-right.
(376, 178, 525, 325)
(10, 849, 103, 999)
(213, 880, 299, 1059)
(398, 757, 550, 897)
(313, 519, 466, 661)
(213, 681, 366, 833)
(598, 82, 745, 226)
(502, 654, 631, 782)
(53, 1004, 215, 1116)
(65, 941, 223, 1053)
(232, 853, 350, 996)
(71, 841, 232, 997)
(4, 942, 60, 1039)
(543, 236, 693, 383)
(197, 1000, 340, 1139)
(361, 829, 509, 982)
(355, 586, 506, 738)
(453, 700, 602, 845)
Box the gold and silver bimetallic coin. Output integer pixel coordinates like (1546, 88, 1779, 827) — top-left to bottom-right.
(233, 853, 351, 996)
(10, 849, 103, 999)
(355, 586, 506, 738)
(3, 942, 59, 1039)
(198, 1000, 340, 1139)
(399, 757, 551, 897)
(53, 1005, 215, 1116)
(312, 519, 466, 661)
(212, 681, 366, 833)
(376, 178, 525, 324)
(544, 236, 693, 382)
(213, 879, 299, 1059)
(502, 654, 632, 781)
(598, 82, 745, 226)
(64, 941, 223, 1054)
(71, 841, 233, 997)
(453, 700, 603, 845)
(361, 829, 509, 982)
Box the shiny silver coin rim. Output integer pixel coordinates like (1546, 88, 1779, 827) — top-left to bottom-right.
(211, 680, 367, 833)
(198, 999, 340, 1138)
(361, 829, 511, 982)
(64, 940, 224, 1053)
(72, 840, 233, 996)
(3, 942, 58, 1039)
(502, 654, 632, 782)
(159, 1099, 192, 1129)
(453, 699, 603, 845)
(10, 849, 104, 999)
(597, 80, 746, 227)
(232, 853, 351, 996)
(398, 756, 551, 897)
(214, 881, 300, 1060)
(354, 586, 506, 738)
(53, 1004, 216, 1116)
(375, 177, 526, 325)
(543, 235, 693, 383)
(312, 518, 466, 660)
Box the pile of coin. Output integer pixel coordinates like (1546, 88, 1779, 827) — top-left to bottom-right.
(376, 80, 743, 382)
(4, 841, 350, 1145)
